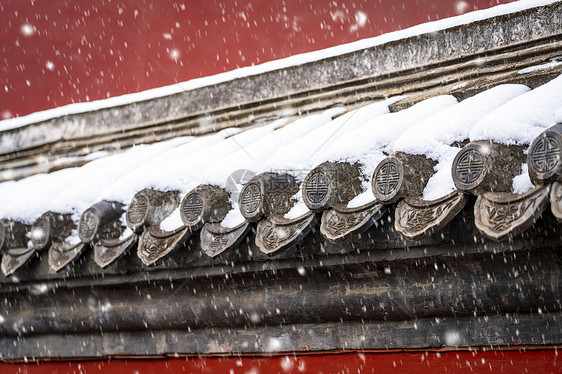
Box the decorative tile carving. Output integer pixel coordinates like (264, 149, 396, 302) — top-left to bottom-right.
(320, 202, 384, 243)
(1, 246, 36, 276)
(373, 158, 402, 202)
(304, 170, 329, 205)
(93, 234, 137, 268)
(180, 185, 231, 230)
(201, 222, 250, 257)
(474, 185, 550, 241)
(79, 201, 125, 244)
(48, 242, 86, 272)
(239, 173, 299, 222)
(372, 153, 436, 204)
(452, 141, 524, 195)
(137, 226, 191, 266)
(454, 148, 485, 186)
(31, 212, 75, 251)
(395, 191, 468, 241)
(126, 189, 180, 231)
(255, 212, 316, 254)
(239, 182, 264, 221)
(302, 162, 362, 211)
(528, 124, 562, 184)
(550, 181, 562, 221)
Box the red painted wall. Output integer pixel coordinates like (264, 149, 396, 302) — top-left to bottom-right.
(1, 350, 560, 374)
(0, 0, 516, 120)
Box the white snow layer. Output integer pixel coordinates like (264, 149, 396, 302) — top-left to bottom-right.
(0, 0, 556, 132)
(392, 84, 531, 200)
(0, 74, 560, 224)
(470, 74, 562, 145)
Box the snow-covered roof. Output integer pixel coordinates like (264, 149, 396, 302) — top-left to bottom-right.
(1, 72, 562, 275)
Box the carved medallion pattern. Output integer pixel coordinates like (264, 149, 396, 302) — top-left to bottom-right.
(530, 135, 560, 174)
(241, 183, 261, 214)
(304, 170, 329, 204)
(182, 193, 204, 222)
(455, 148, 484, 185)
(79, 209, 98, 241)
(127, 195, 148, 224)
(374, 160, 400, 196)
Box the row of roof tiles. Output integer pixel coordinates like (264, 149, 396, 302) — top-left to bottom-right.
(1, 74, 562, 276)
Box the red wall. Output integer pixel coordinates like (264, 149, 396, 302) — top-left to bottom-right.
(1, 350, 560, 374)
(0, 0, 516, 120)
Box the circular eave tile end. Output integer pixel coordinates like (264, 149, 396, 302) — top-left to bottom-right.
(302, 169, 333, 211)
(452, 143, 488, 191)
(239, 181, 264, 222)
(528, 131, 561, 183)
(31, 216, 51, 250)
(372, 156, 404, 204)
(78, 208, 99, 243)
(126, 192, 150, 229)
(181, 191, 206, 228)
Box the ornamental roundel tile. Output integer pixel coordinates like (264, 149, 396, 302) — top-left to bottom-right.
(181, 192, 204, 227)
(78, 209, 99, 243)
(127, 193, 149, 227)
(372, 157, 403, 203)
(528, 127, 562, 184)
(452, 146, 486, 190)
(303, 169, 330, 206)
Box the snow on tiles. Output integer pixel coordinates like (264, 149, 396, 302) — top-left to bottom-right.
(392, 84, 530, 200)
(470, 74, 562, 145)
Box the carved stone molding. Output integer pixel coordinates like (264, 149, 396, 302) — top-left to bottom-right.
(320, 202, 384, 243)
(302, 162, 363, 211)
(48, 242, 86, 272)
(528, 124, 562, 185)
(137, 226, 191, 266)
(452, 141, 525, 195)
(79, 201, 125, 243)
(93, 234, 138, 268)
(372, 152, 436, 204)
(255, 212, 316, 255)
(550, 181, 562, 221)
(474, 185, 550, 241)
(126, 189, 180, 232)
(395, 191, 468, 242)
(180, 185, 231, 231)
(200, 222, 250, 257)
(239, 173, 299, 222)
